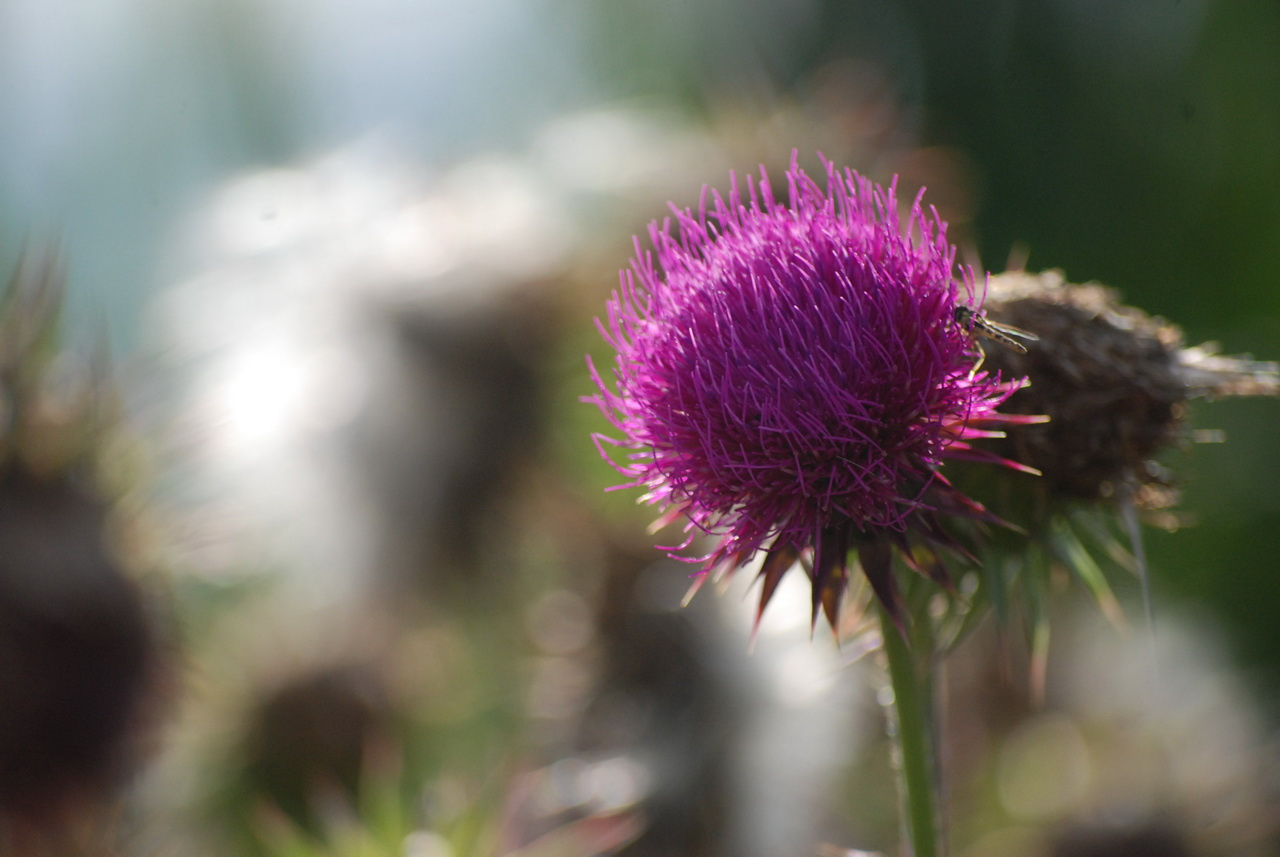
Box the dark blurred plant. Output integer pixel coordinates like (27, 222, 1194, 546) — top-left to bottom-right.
(0, 250, 162, 853)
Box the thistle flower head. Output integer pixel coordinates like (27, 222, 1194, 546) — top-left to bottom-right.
(588, 156, 1033, 629)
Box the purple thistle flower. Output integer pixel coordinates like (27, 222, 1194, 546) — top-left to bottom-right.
(587, 155, 1038, 632)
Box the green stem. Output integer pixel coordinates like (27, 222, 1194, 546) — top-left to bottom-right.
(878, 602, 941, 857)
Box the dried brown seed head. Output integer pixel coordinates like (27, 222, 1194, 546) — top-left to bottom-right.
(978, 269, 1277, 507)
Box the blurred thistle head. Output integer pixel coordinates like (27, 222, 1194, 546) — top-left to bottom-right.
(239, 663, 395, 837)
(0, 250, 158, 836)
(587, 155, 1040, 632)
(977, 269, 1279, 512)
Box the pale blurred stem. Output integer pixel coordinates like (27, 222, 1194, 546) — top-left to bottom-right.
(879, 601, 941, 857)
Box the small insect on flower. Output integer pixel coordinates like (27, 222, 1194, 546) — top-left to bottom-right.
(954, 305, 1039, 354)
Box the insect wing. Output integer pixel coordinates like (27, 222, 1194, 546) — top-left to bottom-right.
(981, 317, 1039, 346)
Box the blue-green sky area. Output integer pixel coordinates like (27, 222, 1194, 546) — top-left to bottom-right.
(3, 0, 1278, 679)
(0, 0, 594, 348)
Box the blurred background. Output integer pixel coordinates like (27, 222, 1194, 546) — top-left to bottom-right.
(1, 0, 1278, 855)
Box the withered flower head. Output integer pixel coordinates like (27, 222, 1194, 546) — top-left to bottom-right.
(978, 269, 1278, 510)
(957, 269, 1279, 665)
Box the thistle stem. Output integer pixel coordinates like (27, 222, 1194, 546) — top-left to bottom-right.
(878, 602, 941, 857)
